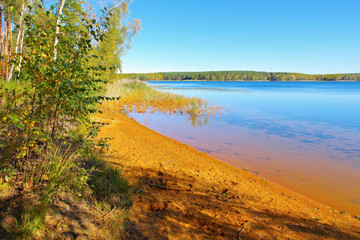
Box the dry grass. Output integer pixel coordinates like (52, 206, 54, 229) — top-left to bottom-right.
(0, 141, 132, 239)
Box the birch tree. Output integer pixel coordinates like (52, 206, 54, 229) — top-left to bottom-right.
(8, 0, 26, 81)
(17, 12, 25, 77)
(93, 0, 140, 81)
(53, 0, 65, 60)
(4, 6, 9, 80)
(0, 3, 3, 81)
(0, 3, 3, 57)
(6, 7, 11, 55)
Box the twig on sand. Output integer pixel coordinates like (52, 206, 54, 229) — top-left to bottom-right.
(146, 182, 191, 192)
(238, 221, 250, 239)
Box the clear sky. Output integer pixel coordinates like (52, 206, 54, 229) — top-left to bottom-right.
(121, 0, 360, 74)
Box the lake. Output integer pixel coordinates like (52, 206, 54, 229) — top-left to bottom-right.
(128, 81, 360, 215)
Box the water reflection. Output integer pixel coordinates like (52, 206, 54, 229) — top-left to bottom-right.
(130, 107, 215, 127)
(155, 86, 250, 93)
(129, 81, 360, 214)
(187, 112, 209, 127)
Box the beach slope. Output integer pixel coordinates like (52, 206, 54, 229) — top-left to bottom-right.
(97, 107, 360, 239)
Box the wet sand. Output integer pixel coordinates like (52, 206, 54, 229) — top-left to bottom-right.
(97, 107, 360, 239)
(131, 112, 360, 215)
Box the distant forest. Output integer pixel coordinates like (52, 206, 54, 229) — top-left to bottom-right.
(120, 71, 360, 81)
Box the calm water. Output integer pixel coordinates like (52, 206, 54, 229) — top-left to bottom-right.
(129, 81, 360, 214)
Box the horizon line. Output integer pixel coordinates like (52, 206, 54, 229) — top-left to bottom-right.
(121, 70, 360, 75)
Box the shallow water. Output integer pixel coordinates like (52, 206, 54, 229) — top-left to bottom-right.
(129, 81, 360, 214)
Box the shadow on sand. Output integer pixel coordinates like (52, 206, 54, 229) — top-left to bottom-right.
(105, 157, 360, 240)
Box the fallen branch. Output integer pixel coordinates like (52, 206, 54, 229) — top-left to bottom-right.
(238, 221, 250, 239)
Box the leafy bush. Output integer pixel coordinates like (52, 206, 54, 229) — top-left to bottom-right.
(0, 0, 139, 238)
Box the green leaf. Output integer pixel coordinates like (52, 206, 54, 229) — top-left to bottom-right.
(67, 80, 73, 88)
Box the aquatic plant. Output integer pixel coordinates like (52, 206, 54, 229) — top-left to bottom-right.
(104, 80, 222, 126)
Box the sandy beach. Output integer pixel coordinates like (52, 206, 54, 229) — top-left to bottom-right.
(97, 106, 360, 239)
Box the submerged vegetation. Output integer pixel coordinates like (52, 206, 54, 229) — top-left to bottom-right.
(104, 80, 223, 126)
(0, 0, 139, 238)
(120, 71, 360, 81)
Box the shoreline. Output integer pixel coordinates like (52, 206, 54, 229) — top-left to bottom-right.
(97, 107, 360, 239)
(139, 79, 360, 215)
(144, 80, 360, 82)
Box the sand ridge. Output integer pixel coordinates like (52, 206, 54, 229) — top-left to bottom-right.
(97, 107, 360, 239)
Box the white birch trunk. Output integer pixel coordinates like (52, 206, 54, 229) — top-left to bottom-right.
(53, 0, 66, 60)
(5, 9, 9, 81)
(0, 4, 4, 57)
(8, 0, 26, 81)
(17, 24, 25, 77)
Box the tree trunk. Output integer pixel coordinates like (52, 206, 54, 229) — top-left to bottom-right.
(7, 8, 11, 55)
(17, 20, 25, 77)
(4, 8, 9, 81)
(0, 3, 3, 81)
(8, 0, 26, 81)
(0, 4, 4, 57)
(53, 0, 66, 60)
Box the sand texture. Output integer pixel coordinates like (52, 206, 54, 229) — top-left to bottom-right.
(97, 107, 360, 239)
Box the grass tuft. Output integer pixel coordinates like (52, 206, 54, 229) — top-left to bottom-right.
(12, 203, 47, 239)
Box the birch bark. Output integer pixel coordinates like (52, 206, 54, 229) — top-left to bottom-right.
(0, 4, 3, 57)
(53, 0, 66, 60)
(8, 0, 26, 81)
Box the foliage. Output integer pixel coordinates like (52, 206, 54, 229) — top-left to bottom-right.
(1, 2, 104, 161)
(92, 2, 141, 82)
(120, 71, 360, 81)
(0, 0, 139, 238)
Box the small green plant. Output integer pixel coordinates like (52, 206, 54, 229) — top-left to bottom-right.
(12, 203, 47, 239)
(89, 161, 132, 207)
(312, 217, 322, 221)
(220, 192, 227, 199)
(0, 167, 16, 182)
(243, 167, 250, 171)
(340, 211, 347, 215)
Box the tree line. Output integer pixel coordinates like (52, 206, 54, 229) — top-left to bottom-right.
(120, 71, 360, 81)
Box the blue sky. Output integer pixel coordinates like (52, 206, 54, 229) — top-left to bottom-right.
(121, 0, 360, 74)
